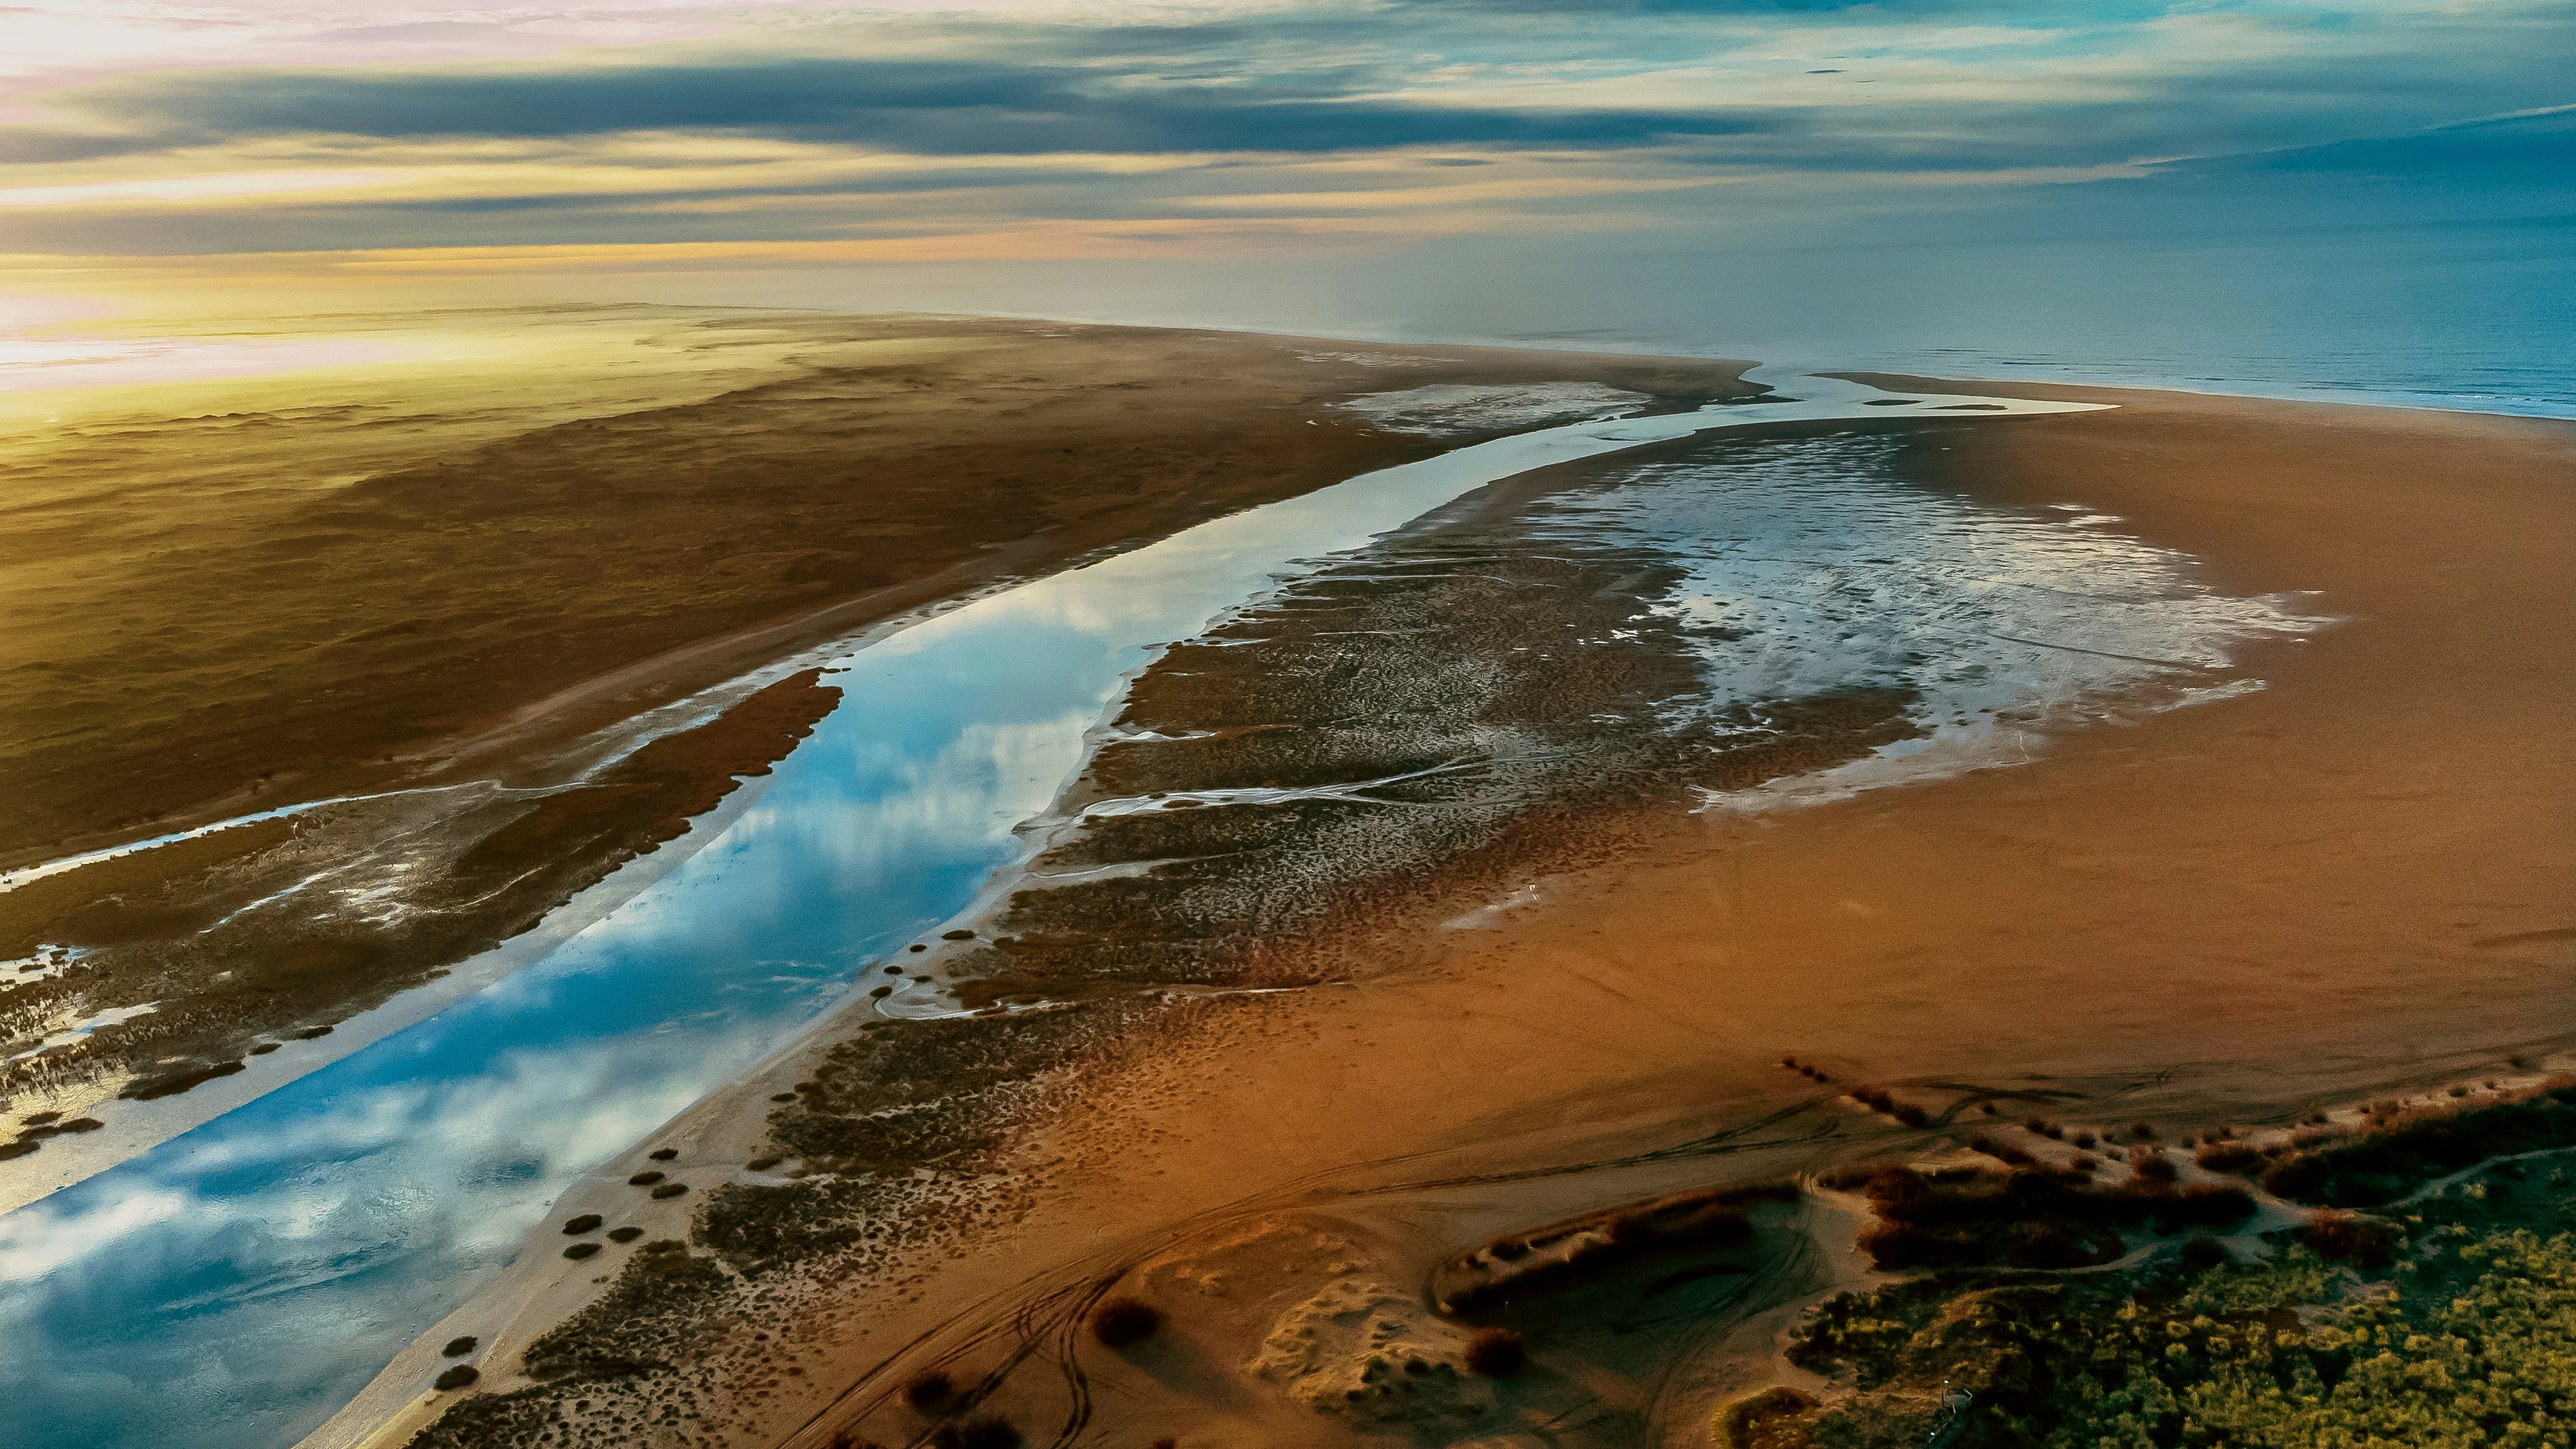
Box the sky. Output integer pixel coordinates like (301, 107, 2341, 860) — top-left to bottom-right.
(0, 1, 2569, 389)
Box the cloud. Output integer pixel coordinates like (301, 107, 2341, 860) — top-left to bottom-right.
(52, 55, 1767, 159)
(0, 168, 406, 209)
(0, 128, 160, 166)
(0, 0, 2566, 272)
(2217, 105, 2576, 182)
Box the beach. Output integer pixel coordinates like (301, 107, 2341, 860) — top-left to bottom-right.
(313, 370, 2576, 1449)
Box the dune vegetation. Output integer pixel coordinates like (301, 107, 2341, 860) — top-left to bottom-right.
(1754, 1087, 2576, 1448)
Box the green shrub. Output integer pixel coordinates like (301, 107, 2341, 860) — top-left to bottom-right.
(902, 1368, 953, 1409)
(1792, 1181, 2576, 1449)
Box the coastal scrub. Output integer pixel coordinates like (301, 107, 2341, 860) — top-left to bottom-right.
(1781, 1154, 2576, 1448)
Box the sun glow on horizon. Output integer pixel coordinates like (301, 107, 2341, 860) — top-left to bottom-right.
(0, 331, 403, 394)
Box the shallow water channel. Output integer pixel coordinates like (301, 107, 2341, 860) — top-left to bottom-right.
(0, 373, 2285, 1449)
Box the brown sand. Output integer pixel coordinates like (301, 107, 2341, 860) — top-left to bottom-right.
(756, 383, 2571, 1449)
(366, 380, 2575, 1449)
(1059, 385, 2576, 1191)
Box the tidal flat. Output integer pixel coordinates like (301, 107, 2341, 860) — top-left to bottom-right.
(362, 371, 2573, 1449)
(0, 311, 1755, 1202)
(3, 317, 2571, 1449)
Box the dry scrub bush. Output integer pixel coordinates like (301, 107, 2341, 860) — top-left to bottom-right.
(1089, 1297, 1162, 1348)
(1716, 1386, 1819, 1449)
(932, 1416, 1020, 1449)
(902, 1369, 953, 1410)
(1465, 1327, 1526, 1378)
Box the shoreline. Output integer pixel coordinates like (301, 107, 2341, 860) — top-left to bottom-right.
(0, 313, 2548, 896)
(924, 309, 2576, 423)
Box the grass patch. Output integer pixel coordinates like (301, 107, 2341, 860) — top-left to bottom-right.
(1717, 1386, 1819, 1449)
(520, 1241, 726, 1384)
(696, 1181, 858, 1272)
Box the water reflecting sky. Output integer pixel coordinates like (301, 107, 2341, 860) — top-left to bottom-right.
(0, 607, 1101, 1449)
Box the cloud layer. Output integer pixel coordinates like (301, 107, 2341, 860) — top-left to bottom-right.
(0, 1, 2567, 279)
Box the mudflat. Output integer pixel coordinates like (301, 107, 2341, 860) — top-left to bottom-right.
(2, 315, 1753, 865)
(365, 378, 2573, 1449)
(0, 313, 1757, 1189)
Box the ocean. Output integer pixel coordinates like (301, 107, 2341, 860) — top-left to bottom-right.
(787, 212, 2576, 421)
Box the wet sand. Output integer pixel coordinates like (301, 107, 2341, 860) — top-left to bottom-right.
(0, 315, 1757, 1190)
(1, 315, 1754, 869)
(362, 380, 2573, 1449)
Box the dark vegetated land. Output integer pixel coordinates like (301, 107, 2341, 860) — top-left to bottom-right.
(1435, 1181, 1796, 1316)
(5, 316, 1757, 864)
(5, 315, 1755, 1179)
(1773, 1150, 2576, 1449)
(1832, 1164, 2254, 1271)
(932, 1416, 1021, 1449)
(2255, 1083, 2576, 1206)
